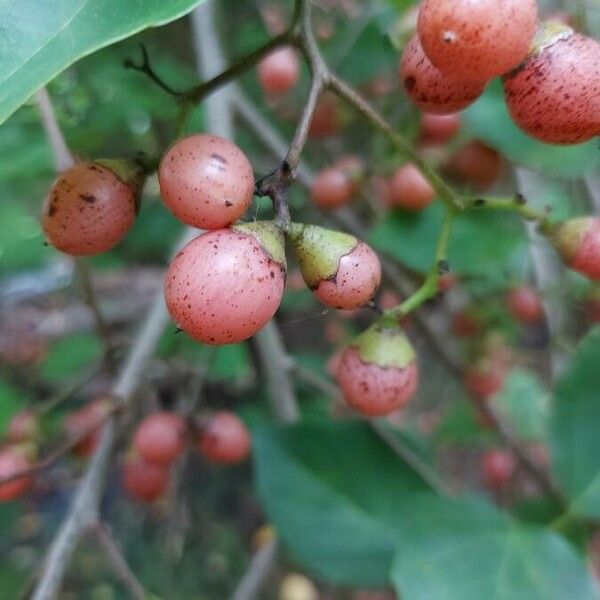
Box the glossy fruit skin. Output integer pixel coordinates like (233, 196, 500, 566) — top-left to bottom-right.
(122, 456, 169, 502)
(400, 34, 487, 114)
(310, 168, 354, 209)
(64, 399, 111, 457)
(133, 412, 186, 467)
(481, 449, 515, 492)
(198, 411, 251, 465)
(158, 134, 254, 230)
(420, 112, 460, 144)
(389, 164, 435, 210)
(0, 449, 32, 501)
(553, 217, 600, 280)
(506, 286, 545, 323)
(417, 0, 538, 81)
(504, 32, 600, 144)
(447, 141, 502, 189)
(7, 410, 39, 443)
(42, 162, 136, 256)
(258, 46, 299, 94)
(313, 241, 381, 310)
(337, 347, 419, 416)
(164, 228, 285, 344)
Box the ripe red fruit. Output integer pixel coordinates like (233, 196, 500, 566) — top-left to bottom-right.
(309, 94, 340, 138)
(258, 46, 299, 95)
(7, 410, 39, 444)
(417, 0, 538, 81)
(552, 217, 600, 280)
(451, 311, 481, 338)
(64, 399, 112, 457)
(400, 34, 487, 114)
(42, 161, 140, 256)
(447, 140, 503, 189)
(134, 412, 186, 467)
(0, 449, 32, 501)
(389, 164, 435, 211)
(420, 113, 461, 145)
(336, 325, 419, 417)
(465, 359, 506, 401)
(165, 222, 286, 344)
(503, 26, 600, 144)
(310, 168, 354, 210)
(290, 224, 381, 310)
(122, 455, 169, 502)
(198, 411, 251, 465)
(481, 449, 515, 492)
(158, 134, 254, 230)
(506, 286, 545, 323)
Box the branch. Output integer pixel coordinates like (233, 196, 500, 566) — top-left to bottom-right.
(230, 539, 279, 600)
(124, 44, 182, 98)
(35, 88, 74, 172)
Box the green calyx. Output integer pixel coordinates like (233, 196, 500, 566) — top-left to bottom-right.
(234, 221, 287, 268)
(532, 21, 573, 54)
(288, 223, 358, 288)
(550, 217, 590, 262)
(349, 324, 415, 369)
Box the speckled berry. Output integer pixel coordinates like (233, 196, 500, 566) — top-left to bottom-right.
(552, 217, 600, 280)
(133, 412, 186, 467)
(122, 455, 169, 502)
(158, 134, 255, 229)
(506, 286, 545, 323)
(289, 224, 381, 310)
(503, 26, 600, 144)
(42, 161, 140, 256)
(0, 449, 32, 501)
(165, 222, 286, 344)
(418, 0, 538, 81)
(198, 411, 251, 465)
(400, 34, 487, 114)
(336, 325, 419, 416)
(389, 164, 436, 210)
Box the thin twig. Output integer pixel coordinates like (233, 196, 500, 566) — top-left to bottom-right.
(124, 44, 182, 97)
(35, 88, 74, 172)
(230, 538, 279, 600)
(90, 522, 146, 600)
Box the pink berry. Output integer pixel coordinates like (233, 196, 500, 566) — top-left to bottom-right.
(122, 455, 169, 502)
(389, 164, 435, 211)
(198, 411, 251, 465)
(400, 34, 487, 114)
(552, 217, 600, 280)
(506, 286, 545, 323)
(158, 134, 254, 230)
(310, 168, 354, 210)
(417, 0, 538, 81)
(42, 161, 139, 256)
(447, 141, 503, 190)
(133, 412, 186, 467)
(503, 28, 600, 145)
(481, 449, 515, 492)
(258, 47, 300, 94)
(336, 325, 419, 417)
(465, 359, 506, 401)
(0, 449, 32, 501)
(64, 399, 112, 458)
(165, 223, 286, 344)
(420, 112, 461, 145)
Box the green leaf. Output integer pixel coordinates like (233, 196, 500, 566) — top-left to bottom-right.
(40, 332, 102, 384)
(252, 421, 431, 586)
(491, 370, 550, 442)
(370, 202, 528, 280)
(463, 81, 600, 178)
(0, 0, 206, 124)
(392, 519, 599, 600)
(550, 328, 600, 518)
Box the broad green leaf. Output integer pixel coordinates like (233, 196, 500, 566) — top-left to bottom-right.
(550, 328, 600, 518)
(491, 370, 550, 442)
(253, 421, 431, 586)
(369, 202, 528, 280)
(392, 520, 599, 600)
(0, 0, 206, 124)
(463, 81, 600, 178)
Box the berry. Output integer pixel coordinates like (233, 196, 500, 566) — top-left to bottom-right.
(465, 358, 506, 401)
(400, 34, 487, 114)
(158, 134, 254, 230)
(389, 164, 435, 211)
(551, 217, 600, 280)
(258, 47, 299, 94)
(0, 449, 32, 501)
(336, 325, 419, 416)
(506, 286, 545, 323)
(64, 399, 112, 457)
(309, 94, 340, 138)
(333, 155, 365, 194)
(420, 112, 461, 145)
(503, 25, 600, 144)
(447, 140, 503, 189)
(417, 0, 538, 81)
(198, 411, 251, 465)
(310, 167, 354, 210)
(7, 410, 39, 443)
(122, 455, 169, 502)
(133, 412, 186, 467)
(437, 272, 457, 291)
(451, 311, 481, 338)
(289, 224, 381, 310)
(165, 222, 286, 344)
(42, 161, 140, 256)
(481, 448, 515, 492)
